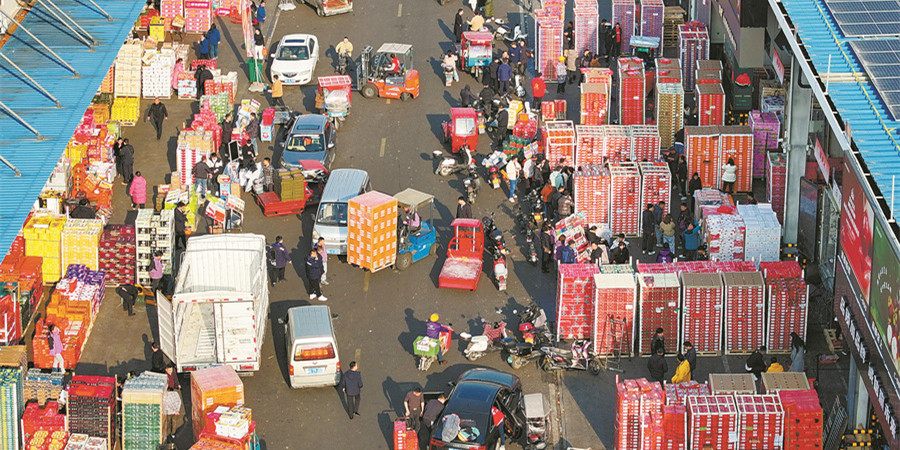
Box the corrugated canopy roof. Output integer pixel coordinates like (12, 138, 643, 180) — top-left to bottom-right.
(0, 0, 145, 255)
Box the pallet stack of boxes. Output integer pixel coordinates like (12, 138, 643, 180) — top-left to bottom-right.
(183, 0, 212, 33)
(0, 354, 24, 450)
(639, 384, 665, 450)
(722, 271, 765, 354)
(696, 83, 725, 126)
(122, 372, 167, 450)
(734, 395, 784, 449)
(176, 129, 215, 186)
(630, 126, 661, 162)
(704, 212, 746, 261)
(542, 121, 576, 166)
(684, 127, 719, 190)
(557, 264, 600, 339)
(114, 40, 142, 99)
(748, 111, 781, 178)
(680, 272, 723, 354)
(190, 365, 245, 439)
(575, 126, 605, 165)
(573, 165, 610, 225)
(677, 22, 709, 92)
(580, 78, 611, 125)
(687, 396, 738, 449)
(276, 169, 306, 201)
(24, 370, 64, 406)
(615, 378, 643, 450)
(61, 219, 103, 271)
(22, 402, 66, 449)
(718, 126, 754, 191)
(609, 163, 641, 236)
(657, 82, 684, 148)
(68, 375, 116, 449)
(98, 225, 136, 287)
(535, 8, 564, 82)
(766, 152, 788, 223)
(612, 0, 636, 54)
(135, 209, 174, 287)
(347, 191, 398, 271)
(637, 272, 680, 355)
(778, 389, 823, 448)
(141, 49, 175, 99)
(761, 261, 808, 353)
(637, 162, 671, 230)
(601, 125, 632, 163)
(573, 0, 598, 57)
(618, 58, 645, 126)
(738, 204, 781, 262)
(592, 272, 636, 356)
(640, 0, 665, 42)
(23, 215, 67, 283)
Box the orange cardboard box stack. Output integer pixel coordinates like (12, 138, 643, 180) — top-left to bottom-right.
(347, 191, 398, 271)
(191, 366, 245, 440)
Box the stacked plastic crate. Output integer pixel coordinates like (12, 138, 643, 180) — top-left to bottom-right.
(722, 271, 765, 354)
(542, 121, 576, 166)
(535, 10, 564, 82)
(142, 49, 175, 99)
(191, 366, 245, 439)
(68, 375, 116, 448)
(0, 367, 23, 450)
(687, 396, 738, 449)
(98, 225, 136, 287)
(778, 389, 823, 448)
(677, 22, 709, 92)
(618, 57, 645, 126)
(609, 163, 641, 236)
(557, 264, 600, 340)
(23, 215, 67, 283)
(696, 83, 724, 126)
(680, 272, 723, 354)
(761, 261, 807, 353)
(638, 162, 670, 230)
(122, 372, 167, 450)
(580, 80, 611, 125)
(656, 83, 684, 148)
(114, 40, 142, 98)
(592, 272, 636, 355)
(685, 126, 719, 189)
(718, 125, 753, 191)
(766, 152, 788, 223)
(734, 395, 784, 449)
(637, 272, 680, 355)
(630, 126, 661, 162)
(612, 0, 635, 54)
(574, 165, 610, 225)
(737, 204, 781, 262)
(704, 212, 745, 261)
(61, 219, 103, 272)
(640, 0, 665, 42)
(135, 209, 174, 287)
(748, 111, 781, 178)
(183, 0, 211, 33)
(602, 125, 632, 163)
(347, 191, 398, 271)
(574, 0, 598, 57)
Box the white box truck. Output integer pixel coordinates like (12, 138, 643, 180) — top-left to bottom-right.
(156, 234, 270, 373)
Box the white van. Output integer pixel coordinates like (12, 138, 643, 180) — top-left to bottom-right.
(282, 305, 341, 388)
(311, 168, 371, 255)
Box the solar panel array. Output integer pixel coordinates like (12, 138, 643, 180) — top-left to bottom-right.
(826, 0, 900, 37)
(850, 39, 900, 120)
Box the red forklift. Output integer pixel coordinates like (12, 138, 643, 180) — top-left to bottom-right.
(357, 43, 420, 101)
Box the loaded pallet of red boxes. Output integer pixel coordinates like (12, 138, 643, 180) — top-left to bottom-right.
(656, 83, 684, 148)
(696, 83, 724, 126)
(574, 165, 611, 225)
(722, 271, 765, 354)
(693, 188, 731, 219)
(592, 272, 636, 355)
(685, 126, 719, 190)
(176, 129, 215, 186)
(160, 0, 183, 24)
(542, 121, 576, 166)
(347, 191, 398, 271)
(575, 125, 604, 166)
(679, 272, 723, 354)
(704, 213, 745, 261)
(662, 404, 686, 450)
(748, 110, 781, 178)
(640, 0, 665, 42)
(541, 99, 567, 122)
(68, 375, 116, 449)
(737, 204, 781, 262)
(718, 125, 753, 192)
(734, 395, 784, 449)
(191, 365, 245, 440)
(580, 81, 611, 125)
(637, 272, 680, 355)
(554, 213, 592, 262)
(601, 125, 632, 163)
(761, 261, 808, 353)
(612, 0, 635, 54)
(573, 0, 598, 57)
(656, 58, 682, 83)
(535, 10, 564, 82)
(778, 389, 823, 449)
(665, 380, 711, 405)
(636, 262, 677, 274)
(556, 264, 600, 340)
(98, 225, 136, 286)
(639, 384, 665, 450)
(609, 163, 641, 236)
(631, 126, 661, 162)
(638, 162, 670, 230)
(677, 22, 709, 92)
(618, 58, 645, 126)
(183, 0, 211, 33)
(22, 402, 66, 450)
(687, 395, 738, 449)
(615, 378, 663, 450)
(766, 152, 788, 223)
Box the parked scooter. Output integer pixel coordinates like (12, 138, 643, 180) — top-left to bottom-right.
(540, 339, 602, 375)
(336, 52, 351, 75)
(506, 304, 554, 369)
(459, 320, 509, 361)
(433, 145, 476, 177)
(463, 176, 480, 204)
(415, 325, 453, 371)
(482, 212, 510, 291)
(493, 20, 528, 43)
(482, 151, 508, 190)
(515, 194, 542, 266)
(523, 393, 552, 450)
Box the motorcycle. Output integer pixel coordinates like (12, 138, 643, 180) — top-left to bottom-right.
(506, 304, 554, 369)
(433, 146, 476, 177)
(494, 21, 528, 43)
(515, 192, 544, 266)
(443, 62, 454, 87)
(459, 320, 510, 361)
(540, 339, 602, 375)
(482, 151, 508, 190)
(482, 212, 510, 291)
(415, 325, 453, 371)
(463, 176, 480, 204)
(336, 52, 351, 75)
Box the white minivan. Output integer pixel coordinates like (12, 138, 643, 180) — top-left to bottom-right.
(311, 168, 371, 255)
(282, 305, 341, 388)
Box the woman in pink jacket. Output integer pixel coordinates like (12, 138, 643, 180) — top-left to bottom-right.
(129, 171, 147, 209)
(171, 58, 185, 94)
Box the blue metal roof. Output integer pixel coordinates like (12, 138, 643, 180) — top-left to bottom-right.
(780, 0, 900, 199)
(0, 0, 144, 255)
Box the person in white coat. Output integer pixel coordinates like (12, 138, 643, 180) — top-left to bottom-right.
(506, 158, 522, 202)
(790, 332, 806, 372)
(721, 158, 738, 194)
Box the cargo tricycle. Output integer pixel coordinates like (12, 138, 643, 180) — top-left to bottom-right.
(317, 75, 352, 130)
(442, 107, 479, 154)
(438, 218, 484, 290)
(457, 31, 492, 80)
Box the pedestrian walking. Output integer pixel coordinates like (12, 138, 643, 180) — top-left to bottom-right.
(119, 139, 134, 184)
(454, 9, 466, 42)
(270, 236, 291, 285)
(506, 157, 521, 202)
(305, 249, 327, 301)
(404, 387, 425, 432)
(340, 361, 363, 419)
(246, 113, 260, 154)
(48, 324, 65, 372)
(268, 75, 285, 107)
(745, 345, 768, 381)
(671, 353, 691, 383)
(256, 0, 266, 24)
(684, 220, 702, 261)
(149, 251, 164, 295)
(456, 197, 473, 219)
(647, 347, 668, 384)
(116, 284, 139, 316)
(676, 155, 688, 199)
(488, 57, 500, 92)
(207, 24, 221, 59)
(682, 341, 697, 376)
(531, 72, 545, 111)
(651, 328, 666, 354)
(565, 48, 578, 84)
(790, 332, 806, 372)
(261, 157, 275, 192)
(642, 203, 657, 255)
(197, 35, 210, 60)
(556, 57, 566, 94)
(653, 201, 665, 247)
(495, 106, 509, 148)
(540, 223, 555, 273)
(129, 171, 146, 209)
(315, 237, 329, 285)
(174, 203, 187, 250)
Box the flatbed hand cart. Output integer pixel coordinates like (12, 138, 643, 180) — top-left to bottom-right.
(255, 189, 311, 217)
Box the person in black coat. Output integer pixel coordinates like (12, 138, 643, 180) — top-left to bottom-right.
(647, 347, 668, 384)
(195, 65, 214, 98)
(456, 197, 473, 219)
(453, 9, 466, 43)
(340, 361, 363, 419)
(150, 342, 166, 373)
(683, 341, 697, 376)
(676, 155, 688, 199)
(70, 199, 96, 219)
(119, 139, 135, 184)
(745, 345, 768, 380)
(651, 328, 666, 355)
(487, 58, 500, 92)
(540, 222, 554, 273)
(641, 203, 657, 255)
(460, 85, 476, 107)
(145, 98, 168, 140)
(116, 284, 140, 316)
(173, 203, 187, 250)
(688, 172, 703, 201)
(305, 249, 326, 300)
(610, 241, 630, 264)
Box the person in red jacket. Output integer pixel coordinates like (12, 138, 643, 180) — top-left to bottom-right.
(531, 72, 546, 111)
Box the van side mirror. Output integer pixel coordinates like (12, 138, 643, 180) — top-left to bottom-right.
(277, 317, 286, 325)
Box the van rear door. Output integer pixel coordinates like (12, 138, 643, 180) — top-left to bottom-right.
(157, 291, 177, 365)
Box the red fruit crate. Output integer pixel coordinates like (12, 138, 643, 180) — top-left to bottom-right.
(574, 1, 599, 57)
(609, 162, 641, 236)
(393, 419, 418, 450)
(685, 126, 719, 190)
(612, 0, 636, 54)
(762, 261, 807, 353)
(592, 272, 637, 356)
(722, 271, 765, 354)
(718, 126, 754, 192)
(665, 380, 710, 405)
(557, 264, 600, 339)
(638, 162, 671, 230)
(680, 272, 723, 355)
(687, 395, 737, 450)
(637, 272, 680, 355)
(541, 99, 568, 122)
(618, 58, 646, 126)
(778, 389, 822, 449)
(677, 22, 709, 92)
(734, 395, 784, 450)
(576, 125, 605, 166)
(535, 11, 564, 82)
(543, 120, 576, 166)
(603, 125, 633, 163)
(662, 404, 686, 450)
(696, 82, 725, 126)
(766, 152, 788, 223)
(580, 81, 611, 125)
(657, 83, 685, 148)
(574, 164, 611, 225)
(631, 126, 661, 162)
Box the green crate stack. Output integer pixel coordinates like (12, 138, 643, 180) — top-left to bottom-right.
(200, 93, 231, 120)
(0, 368, 23, 450)
(122, 372, 166, 450)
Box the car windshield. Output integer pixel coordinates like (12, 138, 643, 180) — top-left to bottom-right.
(286, 134, 323, 152)
(277, 45, 309, 60)
(316, 202, 347, 226)
(454, 117, 476, 136)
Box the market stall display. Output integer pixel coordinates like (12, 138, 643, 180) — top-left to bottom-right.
(618, 57, 645, 126)
(612, 0, 636, 54)
(734, 395, 784, 450)
(748, 111, 781, 178)
(737, 204, 781, 262)
(766, 152, 787, 223)
(111, 97, 141, 126)
(61, 219, 103, 271)
(722, 271, 765, 354)
(761, 261, 808, 353)
(24, 369, 64, 406)
(609, 163, 640, 236)
(680, 272, 723, 354)
(637, 272, 680, 355)
(573, 165, 610, 225)
(542, 121, 576, 166)
(684, 126, 719, 190)
(122, 372, 167, 450)
(22, 402, 66, 450)
(68, 375, 116, 448)
(557, 264, 600, 339)
(114, 40, 142, 98)
(592, 272, 636, 355)
(535, 10, 564, 82)
(640, 0, 665, 42)
(135, 209, 174, 287)
(656, 83, 684, 148)
(778, 389, 823, 448)
(196, 406, 256, 448)
(98, 225, 136, 287)
(708, 373, 756, 394)
(0, 260, 41, 346)
(696, 83, 724, 126)
(191, 365, 245, 439)
(687, 395, 737, 449)
(23, 215, 67, 283)
(718, 125, 753, 192)
(704, 213, 745, 261)
(347, 191, 398, 272)
(176, 129, 215, 186)
(638, 162, 670, 230)
(677, 22, 709, 92)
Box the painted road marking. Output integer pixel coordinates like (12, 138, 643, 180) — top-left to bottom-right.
(397, 3, 402, 16)
(379, 137, 386, 157)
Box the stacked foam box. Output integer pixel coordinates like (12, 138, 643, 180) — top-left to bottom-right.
(688, 396, 737, 449)
(542, 121, 576, 166)
(631, 126, 661, 162)
(662, 404, 686, 450)
(592, 273, 636, 355)
(766, 152, 787, 223)
(24, 370, 64, 406)
(68, 375, 116, 448)
(748, 111, 781, 177)
(602, 125, 632, 163)
(684, 127, 719, 190)
(761, 261, 807, 353)
(557, 264, 600, 339)
(615, 379, 642, 450)
(612, 0, 635, 53)
(609, 163, 640, 235)
(573, 165, 610, 225)
(0, 368, 23, 450)
(639, 384, 665, 450)
(696, 83, 724, 126)
(638, 162, 671, 230)
(718, 126, 753, 192)
(99, 225, 136, 286)
(177, 129, 215, 185)
(191, 365, 245, 439)
(122, 372, 167, 450)
(618, 58, 645, 126)
(733, 395, 784, 449)
(778, 390, 822, 449)
(22, 402, 66, 450)
(705, 212, 745, 261)
(637, 272, 679, 355)
(573, 0, 598, 57)
(183, 0, 211, 33)
(680, 272, 723, 354)
(677, 22, 709, 92)
(722, 271, 765, 354)
(61, 219, 103, 272)
(737, 204, 781, 262)
(135, 209, 174, 286)
(111, 97, 140, 125)
(142, 49, 175, 99)
(346, 191, 398, 271)
(23, 215, 67, 283)
(580, 80, 611, 125)
(535, 10, 564, 82)
(709, 373, 756, 395)
(114, 40, 142, 98)
(657, 83, 684, 148)
(665, 381, 711, 405)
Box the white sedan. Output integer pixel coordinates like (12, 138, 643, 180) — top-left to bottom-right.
(270, 33, 320, 85)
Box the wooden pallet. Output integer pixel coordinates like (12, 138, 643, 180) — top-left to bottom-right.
(724, 350, 757, 355)
(824, 328, 843, 352)
(696, 351, 722, 357)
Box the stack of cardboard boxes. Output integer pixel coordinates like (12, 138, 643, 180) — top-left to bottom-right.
(347, 192, 398, 271)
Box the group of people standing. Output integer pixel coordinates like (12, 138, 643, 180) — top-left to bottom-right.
(646, 328, 698, 385)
